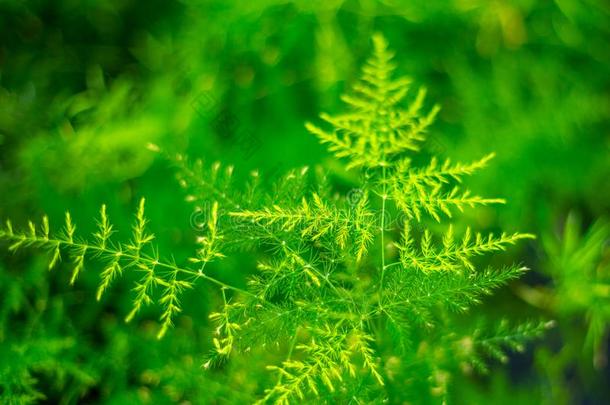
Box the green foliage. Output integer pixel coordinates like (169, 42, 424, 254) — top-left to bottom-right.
(1, 0, 608, 402)
(519, 214, 610, 353)
(0, 34, 548, 404)
(542, 214, 610, 358)
(517, 213, 610, 404)
(0, 198, 228, 340)
(305, 34, 440, 170)
(0, 336, 96, 404)
(458, 319, 552, 374)
(398, 224, 534, 273)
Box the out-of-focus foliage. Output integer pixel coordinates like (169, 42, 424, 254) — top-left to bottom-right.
(517, 214, 610, 404)
(0, 0, 609, 403)
(543, 215, 609, 361)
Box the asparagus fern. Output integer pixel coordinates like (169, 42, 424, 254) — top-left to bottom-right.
(0, 34, 548, 403)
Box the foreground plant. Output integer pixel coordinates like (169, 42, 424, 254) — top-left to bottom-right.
(0, 34, 548, 403)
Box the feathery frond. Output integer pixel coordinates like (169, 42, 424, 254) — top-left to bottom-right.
(306, 33, 439, 170)
(454, 320, 553, 374)
(0, 198, 240, 339)
(229, 192, 375, 260)
(396, 224, 535, 272)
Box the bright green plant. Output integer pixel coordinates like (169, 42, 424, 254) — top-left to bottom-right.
(0, 34, 549, 404)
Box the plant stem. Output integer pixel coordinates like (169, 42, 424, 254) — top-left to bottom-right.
(379, 163, 387, 291)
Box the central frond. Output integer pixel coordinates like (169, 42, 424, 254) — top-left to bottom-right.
(306, 33, 440, 170)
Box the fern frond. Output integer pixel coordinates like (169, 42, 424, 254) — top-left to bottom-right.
(93, 204, 114, 250)
(63, 212, 76, 243)
(124, 260, 157, 323)
(393, 185, 505, 222)
(191, 201, 225, 265)
(348, 330, 384, 386)
(306, 33, 439, 170)
(0, 199, 246, 338)
(127, 198, 155, 257)
(68, 245, 86, 285)
(353, 193, 375, 262)
(397, 224, 535, 272)
(454, 320, 554, 373)
(375, 265, 531, 356)
(230, 193, 340, 237)
(204, 289, 245, 367)
(381, 265, 528, 318)
(174, 154, 238, 206)
(157, 267, 192, 339)
(386, 153, 502, 222)
(260, 324, 373, 405)
(252, 256, 322, 300)
(229, 193, 375, 257)
(95, 205, 120, 300)
(396, 153, 496, 188)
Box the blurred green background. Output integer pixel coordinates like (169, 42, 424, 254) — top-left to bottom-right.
(0, 0, 609, 403)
